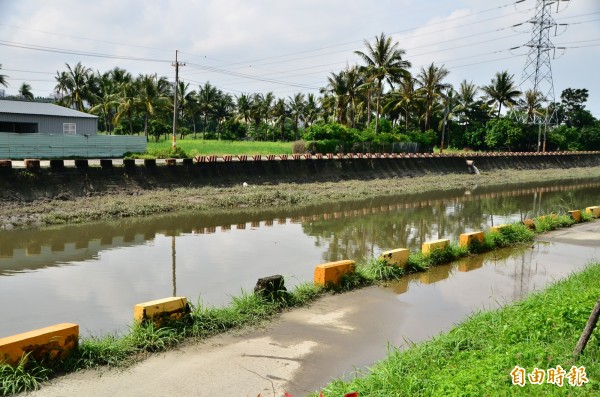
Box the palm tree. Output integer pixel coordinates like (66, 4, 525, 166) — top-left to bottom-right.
(387, 75, 417, 130)
(482, 70, 521, 118)
(235, 93, 252, 135)
(56, 62, 92, 111)
(0, 64, 8, 88)
(214, 92, 234, 140)
(304, 93, 320, 128)
(89, 71, 119, 134)
(520, 89, 543, 123)
(288, 93, 305, 140)
(344, 66, 364, 128)
(198, 82, 218, 139)
(325, 71, 348, 124)
(18, 83, 34, 100)
(272, 98, 288, 141)
(416, 63, 450, 131)
(354, 33, 411, 134)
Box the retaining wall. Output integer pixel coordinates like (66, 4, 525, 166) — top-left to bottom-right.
(0, 152, 599, 202)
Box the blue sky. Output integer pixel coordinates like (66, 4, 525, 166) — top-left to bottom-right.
(1, 0, 598, 116)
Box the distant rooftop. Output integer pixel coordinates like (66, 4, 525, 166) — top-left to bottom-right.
(0, 99, 97, 119)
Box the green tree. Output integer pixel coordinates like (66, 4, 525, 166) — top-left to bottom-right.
(288, 93, 305, 140)
(0, 64, 8, 88)
(18, 83, 34, 100)
(484, 118, 525, 151)
(55, 62, 92, 111)
(482, 71, 521, 119)
(416, 63, 450, 131)
(354, 33, 411, 134)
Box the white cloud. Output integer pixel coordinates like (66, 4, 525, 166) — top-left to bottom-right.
(0, 0, 598, 114)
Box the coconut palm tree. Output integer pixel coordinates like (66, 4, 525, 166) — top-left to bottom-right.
(18, 83, 34, 100)
(235, 93, 252, 135)
(387, 75, 418, 130)
(56, 62, 92, 111)
(272, 98, 288, 141)
(288, 93, 305, 140)
(520, 89, 544, 123)
(416, 63, 451, 131)
(0, 64, 8, 88)
(198, 82, 218, 139)
(304, 93, 320, 128)
(354, 33, 411, 134)
(482, 70, 521, 118)
(325, 70, 349, 125)
(89, 71, 119, 133)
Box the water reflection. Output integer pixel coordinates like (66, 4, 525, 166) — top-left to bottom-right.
(0, 178, 599, 336)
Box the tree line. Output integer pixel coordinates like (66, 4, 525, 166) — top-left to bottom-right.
(1, 33, 598, 151)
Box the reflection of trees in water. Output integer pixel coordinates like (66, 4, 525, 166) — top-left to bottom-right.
(302, 186, 600, 262)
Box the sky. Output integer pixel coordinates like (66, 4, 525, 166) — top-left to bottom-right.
(0, 0, 599, 117)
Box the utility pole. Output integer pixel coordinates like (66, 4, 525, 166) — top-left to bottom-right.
(172, 50, 185, 149)
(519, 0, 569, 152)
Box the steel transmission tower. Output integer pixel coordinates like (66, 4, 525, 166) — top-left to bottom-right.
(520, 0, 569, 152)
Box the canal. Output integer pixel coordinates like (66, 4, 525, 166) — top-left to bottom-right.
(1, 177, 599, 337)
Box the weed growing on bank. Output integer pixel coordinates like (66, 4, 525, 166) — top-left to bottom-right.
(0, 211, 593, 395)
(318, 263, 600, 396)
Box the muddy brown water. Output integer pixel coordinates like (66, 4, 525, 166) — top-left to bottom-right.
(1, 178, 599, 337)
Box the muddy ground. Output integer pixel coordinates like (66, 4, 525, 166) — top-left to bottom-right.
(2, 166, 600, 230)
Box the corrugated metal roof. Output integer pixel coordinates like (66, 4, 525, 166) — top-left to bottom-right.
(0, 99, 97, 119)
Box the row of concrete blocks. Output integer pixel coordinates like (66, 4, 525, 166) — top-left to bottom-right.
(2, 206, 598, 367)
(4, 149, 600, 170)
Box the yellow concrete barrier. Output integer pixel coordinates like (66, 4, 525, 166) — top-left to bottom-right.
(585, 206, 600, 218)
(314, 260, 355, 286)
(134, 297, 190, 326)
(522, 219, 536, 230)
(0, 323, 78, 366)
(421, 239, 450, 254)
(568, 210, 582, 222)
(490, 224, 510, 233)
(459, 231, 484, 248)
(379, 248, 409, 268)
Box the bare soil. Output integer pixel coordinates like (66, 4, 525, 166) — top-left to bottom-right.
(2, 167, 600, 230)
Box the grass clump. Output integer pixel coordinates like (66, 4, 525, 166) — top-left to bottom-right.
(0, 354, 49, 396)
(318, 263, 600, 396)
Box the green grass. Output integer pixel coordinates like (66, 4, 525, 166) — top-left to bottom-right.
(317, 263, 600, 396)
(142, 139, 293, 158)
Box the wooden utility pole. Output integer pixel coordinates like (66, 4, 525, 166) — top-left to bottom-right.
(573, 297, 600, 357)
(172, 50, 185, 149)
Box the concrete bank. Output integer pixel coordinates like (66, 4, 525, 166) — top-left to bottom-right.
(29, 221, 600, 397)
(1, 152, 600, 202)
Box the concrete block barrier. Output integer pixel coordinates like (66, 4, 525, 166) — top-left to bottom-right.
(0, 159, 11, 169)
(585, 206, 600, 218)
(379, 248, 409, 268)
(314, 260, 355, 287)
(459, 231, 484, 248)
(24, 158, 40, 170)
(422, 239, 450, 254)
(0, 323, 79, 366)
(490, 224, 510, 233)
(522, 219, 536, 229)
(568, 210, 582, 222)
(134, 297, 190, 326)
